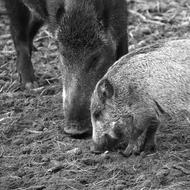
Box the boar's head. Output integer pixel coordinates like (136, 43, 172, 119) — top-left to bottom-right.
(23, 0, 127, 135)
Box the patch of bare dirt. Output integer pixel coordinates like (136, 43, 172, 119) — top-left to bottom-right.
(0, 0, 190, 189)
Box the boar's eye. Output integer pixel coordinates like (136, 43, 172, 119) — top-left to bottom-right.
(85, 53, 101, 72)
(56, 6, 65, 23)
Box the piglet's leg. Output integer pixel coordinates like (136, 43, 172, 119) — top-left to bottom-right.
(121, 113, 159, 157)
(141, 119, 159, 153)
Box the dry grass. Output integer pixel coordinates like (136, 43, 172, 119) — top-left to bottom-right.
(0, 0, 190, 189)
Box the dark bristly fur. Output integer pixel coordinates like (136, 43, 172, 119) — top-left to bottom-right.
(59, 1, 102, 53)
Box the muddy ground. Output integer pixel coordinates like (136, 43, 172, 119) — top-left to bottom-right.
(0, 0, 190, 189)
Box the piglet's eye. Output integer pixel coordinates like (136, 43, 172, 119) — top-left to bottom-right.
(93, 110, 101, 120)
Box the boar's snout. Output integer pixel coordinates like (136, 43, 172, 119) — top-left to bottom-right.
(64, 119, 91, 136)
(64, 96, 91, 135)
(62, 76, 93, 135)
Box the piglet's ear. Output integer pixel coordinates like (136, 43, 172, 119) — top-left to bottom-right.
(23, 0, 48, 19)
(97, 79, 114, 103)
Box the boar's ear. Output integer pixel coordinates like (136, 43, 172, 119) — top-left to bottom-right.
(97, 79, 114, 103)
(23, 0, 48, 19)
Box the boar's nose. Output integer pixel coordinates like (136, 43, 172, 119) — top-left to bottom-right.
(64, 119, 91, 136)
(91, 134, 118, 154)
(63, 101, 91, 135)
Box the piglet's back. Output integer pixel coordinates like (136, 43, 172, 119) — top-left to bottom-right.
(106, 39, 190, 116)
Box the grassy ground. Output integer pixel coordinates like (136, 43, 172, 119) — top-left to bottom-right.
(0, 0, 190, 189)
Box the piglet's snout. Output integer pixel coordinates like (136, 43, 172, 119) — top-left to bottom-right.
(91, 134, 118, 153)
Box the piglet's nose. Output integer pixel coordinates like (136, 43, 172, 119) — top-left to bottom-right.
(91, 134, 118, 154)
(90, 143, 105, 154)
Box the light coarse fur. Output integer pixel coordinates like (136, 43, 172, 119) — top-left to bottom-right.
(91, 39, 190, 155)
(107, 39, 190, 117)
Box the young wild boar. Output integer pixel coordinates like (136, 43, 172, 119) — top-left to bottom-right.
(91, 39, 190, 156)
(4, 0, 128, 135)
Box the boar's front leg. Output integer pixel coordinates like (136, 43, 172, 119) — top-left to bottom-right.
(121, 113, 160, 157)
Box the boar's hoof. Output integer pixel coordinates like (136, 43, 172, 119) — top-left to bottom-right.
(63, 124, 91, 136)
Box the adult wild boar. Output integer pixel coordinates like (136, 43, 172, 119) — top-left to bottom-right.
(4, 0, 128, 135)
(91, 39, 190, 156)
